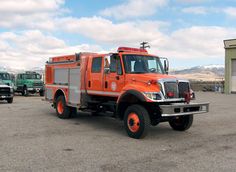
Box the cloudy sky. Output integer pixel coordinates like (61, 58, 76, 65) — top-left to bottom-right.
(0, 0, 236, 69)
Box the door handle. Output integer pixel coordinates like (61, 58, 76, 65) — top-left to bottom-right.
(116, 76, 120, 80)
(88, 81, 91, 87)
(105, 81, 108, 88)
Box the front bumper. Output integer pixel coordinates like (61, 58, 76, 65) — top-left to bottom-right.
(27, 87, 43, 92)
(0, 94, 14, 99)
(160, 102, 209, 117)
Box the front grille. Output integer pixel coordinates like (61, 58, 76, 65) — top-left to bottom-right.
(33, 82, 43, 87)
(164, 82, 178, 98)
(163, 81, 190, 99)
(0, 87, 10, 95)
(178, 82, 190, 98)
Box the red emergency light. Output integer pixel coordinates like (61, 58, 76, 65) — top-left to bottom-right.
(117, 47, 148, 53)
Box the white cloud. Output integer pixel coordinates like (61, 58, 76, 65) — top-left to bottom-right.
(224, 7, 236, 18)
(56, 16, 236, 61)
(182, 6, 208, 14)
(151, 26, 236, 61)
(0, 0, 64, 14)
(100, 0, 168, 19)
(176, 0, 212, 3)
(56, 16, 169, 46)
(0, 0, 65, 30)
(0, 30, 103, 69)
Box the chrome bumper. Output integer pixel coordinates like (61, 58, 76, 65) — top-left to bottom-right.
(160, 102, 209, 117)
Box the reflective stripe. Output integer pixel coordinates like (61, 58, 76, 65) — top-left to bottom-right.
(46, 84, 68, 88)
(81, 90, 120, 96)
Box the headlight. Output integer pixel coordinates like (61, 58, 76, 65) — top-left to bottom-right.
(10, 88, 14, 93)
(143, 92, 162, 101)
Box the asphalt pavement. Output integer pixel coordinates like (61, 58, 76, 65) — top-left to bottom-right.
(0, 92, 235, 172)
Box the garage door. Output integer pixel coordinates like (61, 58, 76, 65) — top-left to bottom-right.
(232, 59, 236, 93)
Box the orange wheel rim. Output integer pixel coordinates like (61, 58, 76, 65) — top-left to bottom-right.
(57, 101, 64, 114)
(127, 113, 140, 133)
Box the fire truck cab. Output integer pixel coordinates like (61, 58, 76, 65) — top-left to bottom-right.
(45, 47, 209, 139)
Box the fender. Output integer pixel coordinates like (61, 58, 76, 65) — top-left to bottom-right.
(116, 89, 146, 119)
(117, 89, 146, 104)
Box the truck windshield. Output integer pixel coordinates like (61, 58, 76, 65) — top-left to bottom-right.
(0, 80, 4, 85)
(123, 55, 164, 74)
(23, 74, 41, 79)
(0, 73, 10, 80)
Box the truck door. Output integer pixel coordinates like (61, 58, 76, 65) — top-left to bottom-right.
(86, 56, 104, 94)
(232, 59, 236, 93)
(104, 54, 124, 96)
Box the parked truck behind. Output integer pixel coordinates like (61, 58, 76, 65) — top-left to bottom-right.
(45, 47, 209, 139)
(15, 71, 44, 96)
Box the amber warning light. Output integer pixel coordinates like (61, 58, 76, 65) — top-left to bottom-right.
(117, 47, 148, 53)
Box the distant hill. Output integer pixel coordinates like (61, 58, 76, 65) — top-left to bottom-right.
(0, 66, 44, 75)
(170, 65, 225, 81)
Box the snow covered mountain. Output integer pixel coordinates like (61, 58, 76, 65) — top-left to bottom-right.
(170, 64, 225, 81)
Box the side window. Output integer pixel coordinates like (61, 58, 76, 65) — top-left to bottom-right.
(92, 57, 102, 73)
(110, 56, 117, 73)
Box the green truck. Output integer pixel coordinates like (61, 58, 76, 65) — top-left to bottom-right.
(15, 71, 44, 96)
(0, 71, 15, 88)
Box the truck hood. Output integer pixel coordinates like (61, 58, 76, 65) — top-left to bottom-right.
(0, 84, 11, 88)
(2, 80, 14, 86)
(127, 73, 178, 83)
(25, 79, 43, 84)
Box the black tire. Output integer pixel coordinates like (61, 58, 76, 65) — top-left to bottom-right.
(169, 115, 193, 131)
(39, 90, 44, 97)
(7, 98, 13, 104)
(55, 95, 72, 119)
(124, 104, 150, 139)
(22, 87, 28, 97)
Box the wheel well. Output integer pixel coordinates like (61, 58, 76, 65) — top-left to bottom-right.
(117, 93, 144, 120)
(54, 89, 65, 103)
(117, 92, 161, 122)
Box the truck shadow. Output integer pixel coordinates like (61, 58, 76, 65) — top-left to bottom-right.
(65, 112, 183, 139)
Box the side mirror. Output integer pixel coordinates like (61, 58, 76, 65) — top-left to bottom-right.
(164, 59, 169, 74)
(104, 67, 110, 74)
(104, 55, 111, 74)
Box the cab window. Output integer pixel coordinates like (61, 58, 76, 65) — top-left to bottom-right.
(92, 57, 102, 73)
(110, 55, 122, 75)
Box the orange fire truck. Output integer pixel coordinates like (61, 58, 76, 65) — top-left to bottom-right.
(45, 47, 209, 139)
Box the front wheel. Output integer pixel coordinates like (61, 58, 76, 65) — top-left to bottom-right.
(22, 87, 28, 96)
(169, 115, 193, 131)
(124, 105, 150, 139)
(7, 98, 13, 104)
(39, 90, 44, 97)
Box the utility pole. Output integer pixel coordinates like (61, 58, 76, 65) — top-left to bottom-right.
(140, 42, 150, 49)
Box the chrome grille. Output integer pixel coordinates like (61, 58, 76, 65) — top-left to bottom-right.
(0, 87, 10, 95)
(163, 81, 190, 99)
(178, 82, 190, 98)
(33, 82, 43, 87)
(164, 82, 178, 98)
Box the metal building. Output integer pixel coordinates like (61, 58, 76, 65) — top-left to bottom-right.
(224, 39, 236, 94)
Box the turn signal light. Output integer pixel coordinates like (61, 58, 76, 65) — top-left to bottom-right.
(167, 91, 174, 98)
(184, 92, 191, 104)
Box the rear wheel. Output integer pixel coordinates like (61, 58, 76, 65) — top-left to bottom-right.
(7, 98, 13, 104)
(56, 95, 72, 119)
(169, 115, 193, 131)
(124, 105, 150, 139)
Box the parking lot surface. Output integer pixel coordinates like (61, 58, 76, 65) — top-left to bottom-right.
(0, 92, 236, 172)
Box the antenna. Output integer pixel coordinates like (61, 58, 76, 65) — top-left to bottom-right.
(140, 42, 150, 49)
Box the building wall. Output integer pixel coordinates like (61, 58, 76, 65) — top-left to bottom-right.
(225, 48, 236, 94)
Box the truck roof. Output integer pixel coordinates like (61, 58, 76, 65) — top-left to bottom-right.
(47, 47, 150, 64)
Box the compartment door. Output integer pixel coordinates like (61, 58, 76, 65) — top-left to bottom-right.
(232, 59, 236, 93)
(69, 68, 81, 105)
